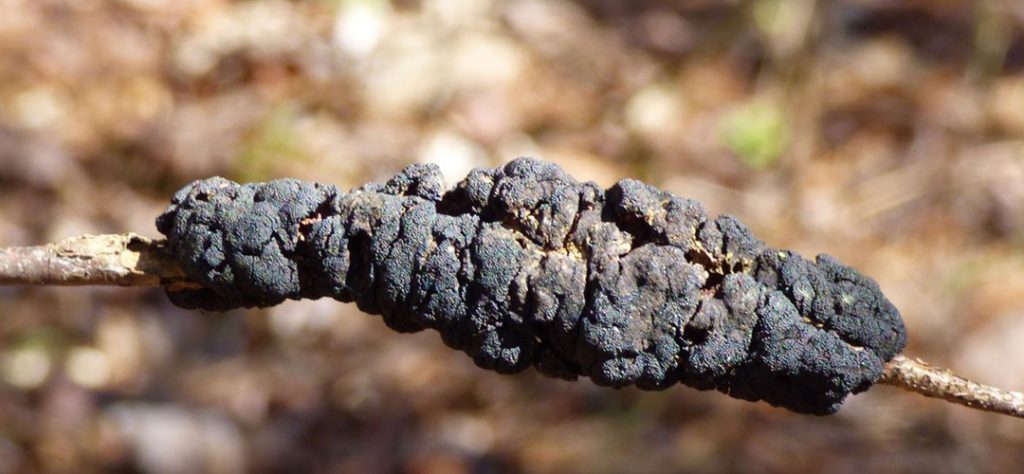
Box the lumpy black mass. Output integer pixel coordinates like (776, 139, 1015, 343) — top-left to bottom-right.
(156, 158, 907, 415)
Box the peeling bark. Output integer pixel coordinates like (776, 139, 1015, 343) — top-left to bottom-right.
(0, 233, 197, 289)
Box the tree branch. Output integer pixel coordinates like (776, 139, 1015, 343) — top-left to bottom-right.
(0, 233, 198, 289)
(1, 235, 1022, 418)
(879, 354, 1024, 418)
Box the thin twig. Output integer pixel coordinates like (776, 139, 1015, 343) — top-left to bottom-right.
(0, 233, 197, 289)
(879, 354, 1024, 418)
(1, 235, 1023, 418)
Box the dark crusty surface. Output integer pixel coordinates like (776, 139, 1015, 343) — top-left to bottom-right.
(156, 157, 907, 415)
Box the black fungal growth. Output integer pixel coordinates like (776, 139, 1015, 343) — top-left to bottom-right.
(157, 158, 907, 415)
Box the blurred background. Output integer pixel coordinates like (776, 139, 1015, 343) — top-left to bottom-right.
(1, 0, 1023, 472)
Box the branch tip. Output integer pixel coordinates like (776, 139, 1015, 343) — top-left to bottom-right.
(879, 354, 1024, 419)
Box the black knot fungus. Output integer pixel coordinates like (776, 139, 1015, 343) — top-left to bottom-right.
(157, 157, 908, 415)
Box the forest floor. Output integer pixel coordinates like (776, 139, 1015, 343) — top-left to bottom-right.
(1, 1, 1023, 472)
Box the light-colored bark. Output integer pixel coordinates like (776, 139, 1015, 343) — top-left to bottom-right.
(879, 354, 1024, 418)
(0, 233, 198, 289)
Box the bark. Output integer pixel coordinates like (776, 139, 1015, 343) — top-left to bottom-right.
(0, 233, 197, 289)
(880, 354, 1024, 418)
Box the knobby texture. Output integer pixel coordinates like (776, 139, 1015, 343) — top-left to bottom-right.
(4, 238, 1021, 418)
(157, 158, 907, 415)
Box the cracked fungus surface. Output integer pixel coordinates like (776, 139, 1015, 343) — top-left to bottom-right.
(157, 158, 907, 415)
